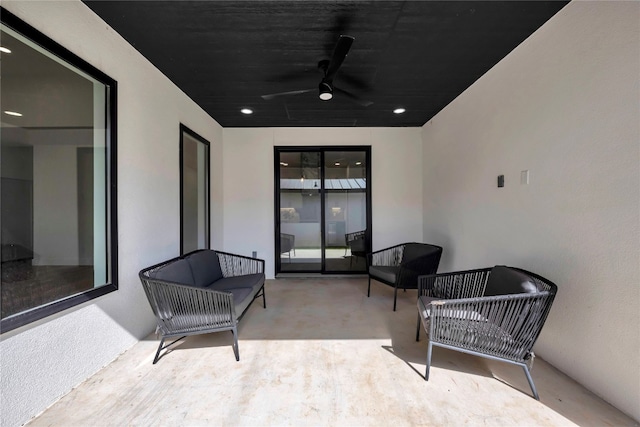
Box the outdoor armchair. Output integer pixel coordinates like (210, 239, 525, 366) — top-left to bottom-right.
(367, 242, 443, 311)
(416, 266, 557, 399)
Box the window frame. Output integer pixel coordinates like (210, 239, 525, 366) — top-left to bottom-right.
(0, 7, 118, 333)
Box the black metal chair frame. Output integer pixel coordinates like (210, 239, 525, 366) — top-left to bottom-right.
(415, 267, 557, 400)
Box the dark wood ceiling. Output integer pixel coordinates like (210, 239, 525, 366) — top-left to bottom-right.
(83, 1, 568, 128)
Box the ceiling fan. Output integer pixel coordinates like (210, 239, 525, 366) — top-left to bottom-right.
(261, 35, 373, 107)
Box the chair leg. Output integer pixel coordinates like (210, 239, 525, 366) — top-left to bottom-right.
(153, 337, 165, 365)
(416, 314, 421, 341)
(262, 287, 267, 308)
(522, 365, 540, 400)
(367, 276, 371, 297)
(393, 285, 398, 311)
(425, 341, 433, 381)
(231, 327, 239, 361)
(152, 335, 186, 364)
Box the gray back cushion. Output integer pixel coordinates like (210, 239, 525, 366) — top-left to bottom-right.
(485, 266, 539, 296)
(150, 259, 194, 286)
(185, 250, 224, 287)
(402, 243, 440, 264)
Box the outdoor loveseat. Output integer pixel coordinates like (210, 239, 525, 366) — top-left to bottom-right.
(139, 249, 265, 364)
(416, 265, 557, 399)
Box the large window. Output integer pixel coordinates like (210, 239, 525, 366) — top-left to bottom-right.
(0, 9, 117, 332)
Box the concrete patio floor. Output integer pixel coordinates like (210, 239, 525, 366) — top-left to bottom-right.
(28, 278, 637, 426)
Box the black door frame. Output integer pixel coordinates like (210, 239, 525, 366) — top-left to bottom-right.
(274, 146, 372, 275)
(179, 123, 211, 255)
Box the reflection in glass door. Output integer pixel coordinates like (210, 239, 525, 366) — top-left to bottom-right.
(275, 147, 371, 274)
(278, 151, 322, 272)
(324, 151, 368, 272)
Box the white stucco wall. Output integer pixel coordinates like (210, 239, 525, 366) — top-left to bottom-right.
(222, 127, 423, 278)
(0, 2, 223, 427)
(421, 1, 639, 421)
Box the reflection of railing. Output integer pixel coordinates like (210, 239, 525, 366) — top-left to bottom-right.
(280, 178, 366, 190)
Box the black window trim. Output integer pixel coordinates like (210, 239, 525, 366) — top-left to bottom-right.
(0, 7, 118, 333)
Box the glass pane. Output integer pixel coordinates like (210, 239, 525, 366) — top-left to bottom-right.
(324, 151, 368, 272)
(0, 24, 112, 320)
(279, 152, 321, 272)
(181, 128, 210, 254)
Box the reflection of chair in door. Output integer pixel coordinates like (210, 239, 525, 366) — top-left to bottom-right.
(345, 230, 367, 267)
(280, 233, 296, 262)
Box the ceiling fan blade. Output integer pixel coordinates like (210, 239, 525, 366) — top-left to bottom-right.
(261, 88, 315, 101)
(334, 86, 373, 107)
(324, 35, 355, 82)
(336, 72, 372, 92)
(324, 13, 354, 54)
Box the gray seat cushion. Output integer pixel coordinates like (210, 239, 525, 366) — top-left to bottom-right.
(184, 250, 224, 287)
(209, 274, 264, 292)
(369, 265, 401, 284)
(485, 266, 540, 296)
(232, 287, 259, 317)
(208, 273, 265, 317)
(149, 259, 194, 286)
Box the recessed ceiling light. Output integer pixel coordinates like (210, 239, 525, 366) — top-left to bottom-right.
(4, 110, 22, 117)
(0, 47, 11, 54)
(356, 161, 362, 165)
(393, 108, 406, 114)
(279, 162, 288, 166)
(334, 162, 341, 166)
(240, 108, 253, 115)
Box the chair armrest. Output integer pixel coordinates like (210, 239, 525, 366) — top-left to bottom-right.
(418, 268, 492, 299)
(426, 292, 552, 358)
(368, 243, 405, 267)
(139, 278, 237, 334)
(216, 250, 265, 277)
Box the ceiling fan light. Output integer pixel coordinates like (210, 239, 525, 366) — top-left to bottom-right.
(319, 81, 333, 101)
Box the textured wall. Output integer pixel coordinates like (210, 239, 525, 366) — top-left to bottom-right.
(0, 2, 224, 427)
(421, 1, 639, 420)
(222, 127, 424, 278)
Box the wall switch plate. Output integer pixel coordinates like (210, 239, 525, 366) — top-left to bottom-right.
(497, 175, 505, 187)
(252, 251, 257, 258)
(521, 170, 530, 185)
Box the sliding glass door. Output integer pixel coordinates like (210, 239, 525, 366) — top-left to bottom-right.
(275, 147, 371, 275)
